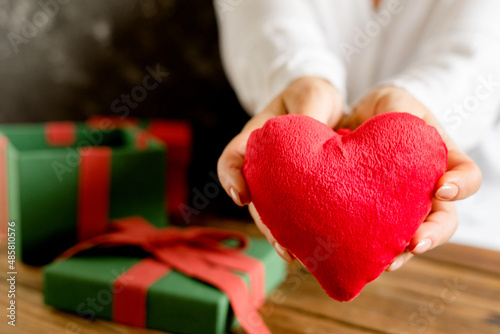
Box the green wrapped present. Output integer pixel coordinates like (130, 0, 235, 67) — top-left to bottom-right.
(86, 116, 193, 217)
(44, 217, 286, 334)
(0, 122, 167, 264)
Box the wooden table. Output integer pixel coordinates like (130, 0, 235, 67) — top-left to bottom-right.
(1, 218, 500, 334)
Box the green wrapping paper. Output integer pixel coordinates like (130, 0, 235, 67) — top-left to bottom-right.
(86, 116, 192, 217)
(0, 123, 167, 264)
(44, 236, 287, 334)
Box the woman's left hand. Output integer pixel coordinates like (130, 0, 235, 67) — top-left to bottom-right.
(342, 86, 482, 271)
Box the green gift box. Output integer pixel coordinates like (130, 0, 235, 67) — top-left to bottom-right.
(0, 122, 167, 264)
(43, 219, 287, 334)
(87, 116, 193, 217)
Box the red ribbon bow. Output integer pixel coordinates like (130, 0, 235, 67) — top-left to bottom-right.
(59, 217, 270, 334)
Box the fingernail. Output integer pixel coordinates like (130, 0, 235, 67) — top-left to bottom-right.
(388, 258, 403, 271)
(230, 187, 242, 206)
(412, 238, 432, 254)
(274, 243, 293, 263)
(436, 183, 458, 200)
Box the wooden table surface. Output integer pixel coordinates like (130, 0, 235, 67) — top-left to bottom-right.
(1, 217, 500, 334)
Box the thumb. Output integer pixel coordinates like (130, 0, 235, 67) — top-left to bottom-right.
(342, 94, 380, 130)
(217, 132, 251, 206)
(283, 79, 343, 127)
(217, 101, 288, 206)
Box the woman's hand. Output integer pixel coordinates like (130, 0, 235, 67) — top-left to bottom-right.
(217, 76, 344, 263)
(343, 86, 482, 271)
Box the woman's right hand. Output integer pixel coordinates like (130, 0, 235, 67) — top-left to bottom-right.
(217, 76, 344, 263)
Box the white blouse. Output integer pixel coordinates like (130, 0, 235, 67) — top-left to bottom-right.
(215, 0, 500, 250)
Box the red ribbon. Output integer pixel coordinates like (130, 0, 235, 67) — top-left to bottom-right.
(147, 120, 192, 216)
(86, 117, 193, 216)
(59, 217, 269, 334)
(45, 122, 76, 146)
(86, 116, 138, 129)
(135, 130, 149, 151)
(0, 135, 9, 236)
(0, 125, 113, 239)
(147, 120, 192, 166)
(45, 122, 111, 241)
(77, 147, 112, 241)
(113, 258, 171, 327)
(86, 117, 155, 150)
(46, 123, 112, 241)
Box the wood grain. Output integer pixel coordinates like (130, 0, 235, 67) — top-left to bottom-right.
(1, 218, 500, 334)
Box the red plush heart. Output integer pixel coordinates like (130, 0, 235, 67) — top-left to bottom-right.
(243, 112, 447, 301)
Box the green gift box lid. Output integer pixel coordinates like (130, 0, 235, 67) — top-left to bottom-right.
(0, 123, 167, 264)
(44, 236, 287, 334)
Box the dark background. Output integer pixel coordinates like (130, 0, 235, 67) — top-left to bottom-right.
(0, 0, 250, 218)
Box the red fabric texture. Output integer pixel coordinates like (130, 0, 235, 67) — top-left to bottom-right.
(45, 122, 76, 146)
(243, 112, 447, 301)
(77, 147, 112, 241)
(59, 217, 269, 334)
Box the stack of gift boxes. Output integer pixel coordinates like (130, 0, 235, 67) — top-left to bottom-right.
(0, 118, 286, 334)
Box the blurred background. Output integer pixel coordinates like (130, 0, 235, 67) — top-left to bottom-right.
(0, 0, 250, 218)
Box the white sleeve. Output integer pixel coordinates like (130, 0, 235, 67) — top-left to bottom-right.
(214, 0, 346, 115)
(380, 0, 500, 151)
